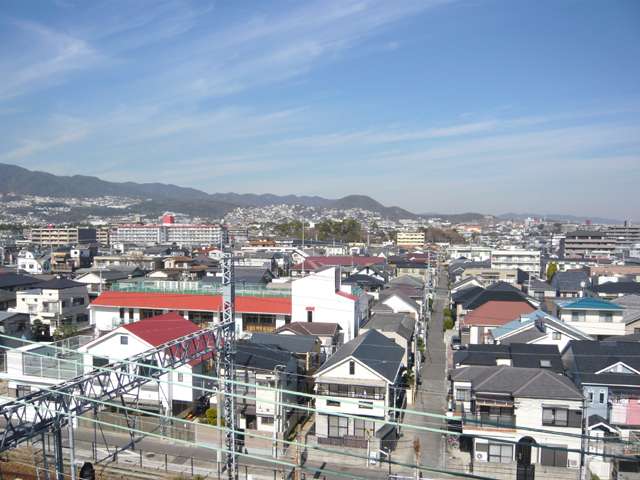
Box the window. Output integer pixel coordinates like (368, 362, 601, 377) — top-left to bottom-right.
(177, 373, 184, 382)
(542, 407, 568, 426)
(488, 443, 512, 463)
(120, 335, 128, 345)
(455, 388, 471, 402)
(571, 311, 585, 322)
(599, 391, 605, 404)
(601, 311, 613, 323)
(540, 445, 568, 467)
(540, 360, 552, 368)
(307, 310, 313, 323)
(328, 415, 348, 438)
(349, 360, 355, 375)
(119, 308, 125, 319)
(353, 418, 375, 438)
(552, 332, 561, 340)
(128, 309, 134, 320)
(93, 356, 109, 368)
(326, 400, 340, 407)
(261, 416, 274, 425)
(284, 315, 291, 325)
(72, 297, 85, 306)
(588, 391, 594, 403)
(358, 401, 374, 409)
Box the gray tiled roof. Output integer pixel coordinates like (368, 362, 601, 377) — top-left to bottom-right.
(316, 329, 403, 383)
(361, 312, 415, 341)
(249, 333, 319, 353)
(452, 366, 582, 400)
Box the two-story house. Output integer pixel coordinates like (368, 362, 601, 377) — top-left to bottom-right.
(9, 279, 90, 336)
(556, 298, 625, 339)
(313, 329, 404, 451)
(489, 310, 592, 349)
(450, 366, 583, 470)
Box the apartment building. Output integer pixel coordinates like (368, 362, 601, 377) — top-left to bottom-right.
(110, 223, 227, 246)
(396, 230, 425, 248)
(28, 227, 97, 247)
(562, 231, 616, 259)
(490, 249, 541, 275)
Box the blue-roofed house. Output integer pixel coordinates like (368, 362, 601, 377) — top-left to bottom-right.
(489, 310, 592, 350)
(556, 298, 625, 339)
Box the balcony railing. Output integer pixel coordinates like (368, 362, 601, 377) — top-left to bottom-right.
(109, 280, 291, 298)
(464, 413, 516, 430)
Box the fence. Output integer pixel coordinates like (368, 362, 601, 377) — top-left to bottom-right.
(79, 411, 196, 443)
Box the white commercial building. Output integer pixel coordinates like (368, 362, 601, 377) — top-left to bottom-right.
(110, 223, 227, 246)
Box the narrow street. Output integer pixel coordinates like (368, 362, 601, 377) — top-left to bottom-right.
(397, 266, 449, 474)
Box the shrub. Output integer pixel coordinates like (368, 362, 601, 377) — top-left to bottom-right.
(443, 317, 455, 331)
(205, 407, 224, 426)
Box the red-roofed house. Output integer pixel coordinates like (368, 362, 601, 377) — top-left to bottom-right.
(90, 290, 291, 335)
(460, 301, 536, 345)
(79, 312, 213, 414)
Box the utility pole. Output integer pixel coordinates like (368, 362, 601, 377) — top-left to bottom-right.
(272, 365, 284, 460)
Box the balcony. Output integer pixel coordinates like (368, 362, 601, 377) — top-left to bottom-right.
(464, 413, 516, 430)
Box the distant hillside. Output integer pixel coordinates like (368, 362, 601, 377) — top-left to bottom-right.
(0, 163, 417, 219)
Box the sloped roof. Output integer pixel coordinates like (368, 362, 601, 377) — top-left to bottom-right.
(361, 312, 415, 341)
(0, 273, 40, 289)
(564, 340, 640, 386)
(122, 311, 201, 346)
(249, 332, 319, 353)
(462, 301, 535, 327)
(34, 278, 86, 290)
(592, 282, 640, 295)
(451, 366, 582, 400)
(557, 297, 623, 311)
(550, 270, 588, 293)
(379, 289, 420, 311)
(91, 290, 291, 314)
(235, 341, 294, 370)
(454, 343, 563, 372)
(613, 294, 640, 309)
(462, 282, 533, 310)
(274, 322, 340, 336)
(315, 329, 403, 383)
(491, 310, 592, 342)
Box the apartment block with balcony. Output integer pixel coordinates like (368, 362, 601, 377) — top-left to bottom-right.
(562, 231, 616, 259)
(9, 279, 90, 336)
(490, 249, 541, 275)
(449, 366, 583, 469)
(28, 227, 97, 247)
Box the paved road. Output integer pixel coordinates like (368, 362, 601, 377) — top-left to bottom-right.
(397, 266, 449, 475)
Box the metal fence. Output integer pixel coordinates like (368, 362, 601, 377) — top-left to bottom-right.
(22, 346, 84, 380)
(110, 280, 291, 298)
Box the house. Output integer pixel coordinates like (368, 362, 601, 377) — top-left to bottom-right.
(550, 270, 589, 298)
(456, 282, 538, 325)
(556, 298, 625, 339)
(450, 366, 583, 469)
(291, 267, 369, 342)
(378, 290, 421, 321)
(489, 310, 592, 350)
(590, 281, 640, 300)
(248, 332, 323, 373)
(460, 300, 536, 345)
(453, 343, 564, 372)
(79, 312, 213, 414)
(89, 288, 291, 335)
(360, 312, 415, 368)
(450, 276, 485, 298)
(73, 267, 145, 297)
(220, 341, 298, 434)
(313, 329, 404, 451)
(291, 256, 386, 276)
(17, 250, 50, 275)
(562, 340, 640, 436)
(274, 322, 342, 356)
(612, 294, 640, 335)
(9, 279, 90, 336)
(393, 261, 430, 281)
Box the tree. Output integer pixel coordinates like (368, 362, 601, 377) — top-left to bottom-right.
(546, 262, 558, 282)
(31, 319, 50, 341)
(443, 317, 455, 331)
(204, 407, 225, 426)
(403, 368, 415, 386)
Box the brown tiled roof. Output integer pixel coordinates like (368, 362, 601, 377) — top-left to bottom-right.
(462, 300, 535, 327)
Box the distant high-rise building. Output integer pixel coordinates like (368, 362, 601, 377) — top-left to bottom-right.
(110, 223, 227, 246)
(28, 226, 97, 247)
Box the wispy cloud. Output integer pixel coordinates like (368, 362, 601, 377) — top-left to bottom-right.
(0, 20, 105, 101)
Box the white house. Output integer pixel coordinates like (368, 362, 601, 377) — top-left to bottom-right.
(490, 310, 592, 350)
(17, 250, 50, 275)
(450, 366, 583, 470)
(556, 298, 625, 340)
(9, 279, 90, 336)
(291, 267, 369, 342)
(313, 329, 404, 450)
(79, 312, 213, 414)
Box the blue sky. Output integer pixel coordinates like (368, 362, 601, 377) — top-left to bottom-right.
(1, 0, 639, 219)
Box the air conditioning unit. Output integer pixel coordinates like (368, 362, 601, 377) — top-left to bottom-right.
(568, 459, 579, 468)
(476, 451, 488, 462)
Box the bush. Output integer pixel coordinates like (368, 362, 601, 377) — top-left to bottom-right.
(443, 317, 455, 331)
(205, 407, 224, 426)
(417, 337, 425, 354)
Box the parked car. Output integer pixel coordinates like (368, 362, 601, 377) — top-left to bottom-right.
(451, 335, 461, 350)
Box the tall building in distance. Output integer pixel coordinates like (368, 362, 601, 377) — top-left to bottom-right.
(110, 214, 228, 246)
(562, 230, 617, 259)
(396, 230, 425, 248)
(28, 226, 97, 247)
(490, 248, 541, 275)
